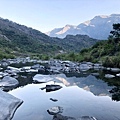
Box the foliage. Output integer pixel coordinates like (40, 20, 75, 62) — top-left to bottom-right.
(109, 23, 120, 43)
(55, 23, 120, 68)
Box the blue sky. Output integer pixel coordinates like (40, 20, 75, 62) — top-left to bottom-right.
(0, 0, 120, 33)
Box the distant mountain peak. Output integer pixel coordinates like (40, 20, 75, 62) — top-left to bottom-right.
(56, 24, 77, 35)
(65, 24, 75, 27)
(83, 20, 91, 26)
(99, 15, 109, 18)
(47, 14, 120, 39)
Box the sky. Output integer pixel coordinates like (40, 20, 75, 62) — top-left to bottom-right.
(0, 0, 120, 33)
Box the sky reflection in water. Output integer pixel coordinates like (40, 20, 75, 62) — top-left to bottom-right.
(9, 74, 120, 120)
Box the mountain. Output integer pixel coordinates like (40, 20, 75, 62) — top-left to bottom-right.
(59, 34, 97, 52)
(0, 17, 62, 55)
(46, 14, 120, 40)
(55, 23, 120, 68)
(0, 17, 97, 59)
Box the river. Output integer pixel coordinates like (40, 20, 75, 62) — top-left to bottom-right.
(8, 69, 120, 120)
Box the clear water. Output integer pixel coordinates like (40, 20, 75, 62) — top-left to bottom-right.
(9, 73, 120, 120)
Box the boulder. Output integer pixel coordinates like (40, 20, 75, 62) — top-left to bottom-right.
(110, 68, 120, 72)
(0, 72, 8, 78)
(38, 67, 45, 74)
(93, 63, 103, 69)
(79, 63, 92, 71)
(20, 66, 31, 72)
(1, 62, 9, 67)
(49, 66, 61, 74)
(0, 76, 19, 90)
(31, 64, 41, 69)
(25, 69, 38, 73)
(47, 106, 63, 115)
(116, 73, 120, 77)
(106, 67, 111, 71)
(6, 66, 20, 73)
(33, 74, 53, 83)
(0, 90, 23, 120)
(105, 74, 115, 79)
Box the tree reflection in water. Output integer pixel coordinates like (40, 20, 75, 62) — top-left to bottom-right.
(109, 87, 120, 101)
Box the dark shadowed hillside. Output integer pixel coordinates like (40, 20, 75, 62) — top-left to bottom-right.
(0, 17, 97, 59)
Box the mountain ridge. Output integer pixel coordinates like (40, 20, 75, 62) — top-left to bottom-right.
(0, 17, 97, 59)
(46, 14, 120, 39)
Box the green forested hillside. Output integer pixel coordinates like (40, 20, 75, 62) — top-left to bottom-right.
(0, 17, 97, 59)
(55, 23, 120, 68)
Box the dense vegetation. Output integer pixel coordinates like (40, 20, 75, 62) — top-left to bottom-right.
(0, 17, 97, 59)
(55, 23, 120, 68)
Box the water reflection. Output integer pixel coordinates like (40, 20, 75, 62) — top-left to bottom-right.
(51, 114, 97, 120)
(9, 83, 120, 120)
(110, 87, 120, 101)
(53, 74, 113, 97)
(12, 70, 119, 101)
(41, 84, 62, 92)
(4, 61, 120, 102)
(2, 61, 120, 119)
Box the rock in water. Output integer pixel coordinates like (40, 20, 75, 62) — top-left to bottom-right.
(105, 74, 115, 78)
(0, 90, 23, 120)
(0, 76, 19, 90)
(47, 106, 63, 115)
(33, 74, 53, 83)
(50, 98, 58, 102)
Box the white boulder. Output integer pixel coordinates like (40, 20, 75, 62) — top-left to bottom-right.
(0, 90, 23, 120)
(105, 74, 115, 78)
(0, 76, 19, 89)
(33, 74, 53, 83)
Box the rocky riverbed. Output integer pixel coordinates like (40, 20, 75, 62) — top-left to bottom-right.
(0, 57, 120, 120)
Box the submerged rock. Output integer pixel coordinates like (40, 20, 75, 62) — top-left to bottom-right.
(0, 90, 23, 120)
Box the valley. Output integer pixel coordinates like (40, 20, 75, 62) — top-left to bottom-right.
(0, 13, 120, 120)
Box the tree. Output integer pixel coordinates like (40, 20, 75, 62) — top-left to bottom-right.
(109, 23, 120, 43)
